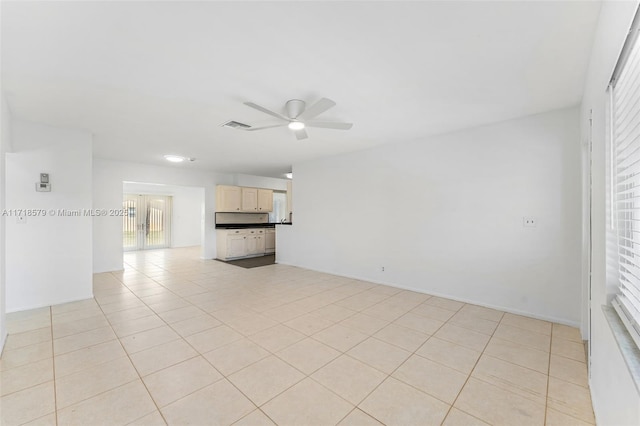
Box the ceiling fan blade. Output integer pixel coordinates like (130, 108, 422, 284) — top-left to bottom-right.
(294, 128, 308, 140)
(298, 98, 336, 120)
(306, 121, 353, 130)
(244, 102, 288, 121)
(245, 124, 287, 131)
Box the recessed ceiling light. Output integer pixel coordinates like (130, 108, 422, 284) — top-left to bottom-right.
(288, 121, 305, 131)
(164, 155, 195, 163)
(164, 155, 185, 162)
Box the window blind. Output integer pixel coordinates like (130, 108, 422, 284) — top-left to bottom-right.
(612, 13, 640, 350)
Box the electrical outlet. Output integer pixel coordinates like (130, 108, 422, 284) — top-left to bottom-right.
(523, 217, 537, 227)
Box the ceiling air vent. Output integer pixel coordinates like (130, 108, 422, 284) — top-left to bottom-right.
(221, 120, 251, 129)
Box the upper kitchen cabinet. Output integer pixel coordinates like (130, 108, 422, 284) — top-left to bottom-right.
(241, 187, 258, 211)
(216, 185, 242, 212)
(216, 185, 273, 212)
(257, 189, 273, 212)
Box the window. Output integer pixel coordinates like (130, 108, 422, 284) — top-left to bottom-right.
(611, 10, 640, 350)
(268, 191, 287, 223)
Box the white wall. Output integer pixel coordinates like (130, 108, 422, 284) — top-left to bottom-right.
(581, 1, 640, 425)
(0, 94, 13, 351)
(5, 120, 93, 312)
(123, 182, 204, 248)
(279, 107, 582, 325)
(171, 187, 204, 247)
(93, 159, 232, 273)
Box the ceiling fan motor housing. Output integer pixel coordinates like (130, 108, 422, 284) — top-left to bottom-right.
(286, 99, 306, 119)
(239, 97, 352, 140)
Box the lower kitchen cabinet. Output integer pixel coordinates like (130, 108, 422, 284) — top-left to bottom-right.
(216, 228, 271, 260)
(245, 229, 266, 256)
(227, 233, 247, 258)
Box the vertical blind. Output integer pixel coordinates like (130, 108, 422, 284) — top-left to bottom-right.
(612, 14, 640, 349)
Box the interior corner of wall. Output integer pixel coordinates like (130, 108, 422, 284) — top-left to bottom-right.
(0, 330, 7, 357)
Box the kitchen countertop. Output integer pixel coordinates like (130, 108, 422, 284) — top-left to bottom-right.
(215, 223, 277, 229)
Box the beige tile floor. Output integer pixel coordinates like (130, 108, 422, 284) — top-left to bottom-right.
(0, 247, 595, 426)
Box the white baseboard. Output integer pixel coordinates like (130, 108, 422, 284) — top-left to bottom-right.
(275, 260, 581, 328)
(6, 294, 94, 314)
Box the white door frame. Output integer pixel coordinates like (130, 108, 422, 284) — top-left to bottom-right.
(123, 194, 172, 251)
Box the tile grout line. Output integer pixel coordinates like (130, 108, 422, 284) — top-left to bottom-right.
(544, 322, 554, 425)
(92, 270, 171, 426)
(180, 280, 384, 422)
(276, 296, 450, 425)
(230, 407, 278, 426)
(332, 298, 467, 425)
(541, 327, 594, 425)
(50, 306, 59, 426)
(6, 249, 594, 426)
(437, 310, 507, 426)
(111, 263, 267, 424)
(111, 262, 260, 421)
(8, 302, 480, 420)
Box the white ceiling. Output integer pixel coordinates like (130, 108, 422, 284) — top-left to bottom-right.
(1, 1, 601, 178)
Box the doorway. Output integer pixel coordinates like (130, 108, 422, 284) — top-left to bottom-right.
(123, 194, 172, 251)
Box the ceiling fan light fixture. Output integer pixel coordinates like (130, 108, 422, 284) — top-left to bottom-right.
(288, 121, 305, 131)
(241, 98, 351, 141)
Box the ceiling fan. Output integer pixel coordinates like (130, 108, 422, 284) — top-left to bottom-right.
(230, 98, 353, 140)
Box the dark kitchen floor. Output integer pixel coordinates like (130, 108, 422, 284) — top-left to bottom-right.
(220, 254, 276, 269)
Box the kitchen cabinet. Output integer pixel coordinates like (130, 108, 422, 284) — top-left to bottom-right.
(246, 229, 266, 255)
(217, 229, 248, 259)
(258, 189, 273, 212)
(255, 233, 266, 253)
(216, 185, 273, 213)
(245, 234, 257, 254)
(227, 233, 248, 258)
(216, 185, 242, 212)
(216, 228, 270, 260)
(241, 187, 258, 211)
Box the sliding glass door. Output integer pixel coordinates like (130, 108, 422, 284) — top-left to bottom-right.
(123, 194, 172, 251)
